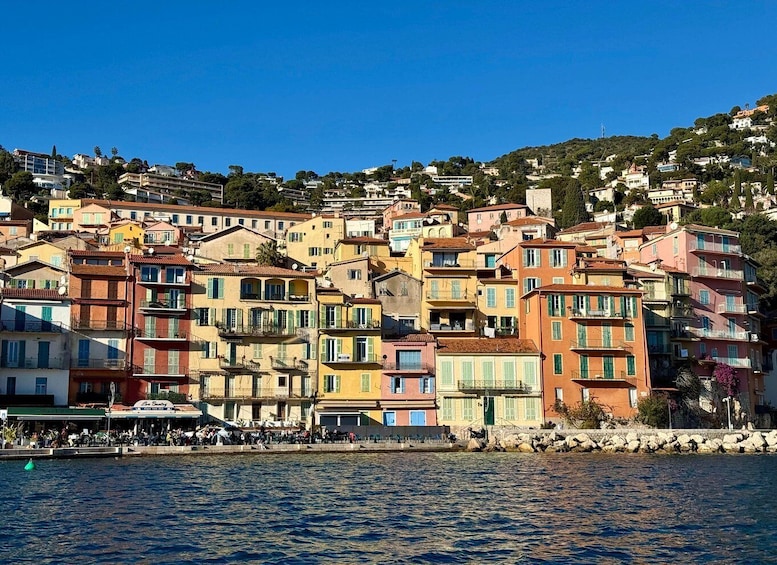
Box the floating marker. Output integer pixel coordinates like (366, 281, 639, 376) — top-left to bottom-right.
(24, 459, 35, 471)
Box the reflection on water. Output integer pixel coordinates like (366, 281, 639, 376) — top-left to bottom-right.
(1, 452, 776, 563)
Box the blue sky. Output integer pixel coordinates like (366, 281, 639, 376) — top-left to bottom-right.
(2, 2, 776, 179)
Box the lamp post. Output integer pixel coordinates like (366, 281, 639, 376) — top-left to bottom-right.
(107, 382, 116, 445)
(722, 396, 733, 430)
(667, 398, 672, 431)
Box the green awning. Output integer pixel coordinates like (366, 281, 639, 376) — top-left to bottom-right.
(6, 407, 105, 421)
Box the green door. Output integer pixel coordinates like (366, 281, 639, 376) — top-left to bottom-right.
(484, 396, 495, 425)
(604, 356, 614, 379)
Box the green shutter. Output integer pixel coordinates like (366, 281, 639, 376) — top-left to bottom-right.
(207, 278, 214, 299)
(547, 294, 553, 316)
(218, 278, 225, 299)
(209, 308, 216, 325)
(367, 337, 374, 359)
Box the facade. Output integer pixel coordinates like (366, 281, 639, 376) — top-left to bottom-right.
(118, 172, 224, 204)
(325, 257, 372, 298)
(191, 225, 273, 262)
(315, 291, 383, 427)
(381, 334, 437, 426)
(190, 265, 318, 426)
(72, 203, 114, 234)
(467, 203, 530, 233)
(435, 338, 543, 431)
(0, 288, 71, 407)
(382, 200, 421, 229)
(372, 269, 423, 336)
(68, 251, 132, 405)
(284, 214, 346, 271)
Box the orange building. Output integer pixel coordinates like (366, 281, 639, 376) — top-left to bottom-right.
(498, 239, 579, 294)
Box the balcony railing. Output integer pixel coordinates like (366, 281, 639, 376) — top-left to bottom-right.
(2, 357, 66, 370)
(131, 367, 186, 379)
(457, 380, 536, 393)
(321, 320, 382, 331)
(70, 319, 131, 331)
(648, 344, 672, 354)
(1, 321, 63, 333)
(383, 361, 435, 373)
(691, 267, 743, 280)
(706, 357, 752, 368)
(201, 386, 307, 402)
(429, 322, 475, 332)
(269, 357, 309, 371)
(570, 340, 632, 351)
(239, 293, 310, 302)
(138, 276, 189, 286)
(75, 391, 120, 403)
(571, 370, 636, 384)
(139, 298, 186, 311)
(671, 306, 694, 317)
(688, 240, 741, 254)
(135, 330, 188, 341)
(219, 358, 263, 373)
(569, 309, 629, 319)
(687, 328, 749, 341)
(424, 259, 476, 269)
(425, 290, 474, 301)
(321, 354, 382, 365)
(716, 303, 747, 314)
(71, 358, 126, 369)
(217, 323, 305, 337)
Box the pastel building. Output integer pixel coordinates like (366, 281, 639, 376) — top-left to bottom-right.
(435, 337, 543, 431)
(380, 334, 437, 426)
(284, 214, 346, 270)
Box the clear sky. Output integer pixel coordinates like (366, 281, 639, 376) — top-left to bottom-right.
(2, 2, 776, 179)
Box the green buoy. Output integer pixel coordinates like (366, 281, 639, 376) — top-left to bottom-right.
(24, 458, 35, 471)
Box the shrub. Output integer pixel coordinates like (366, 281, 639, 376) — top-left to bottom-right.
(636, 394, 672, 428)
(554, 399, 608, 429)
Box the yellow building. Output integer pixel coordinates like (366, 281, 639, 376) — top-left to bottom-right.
(16, 240, 68, 268)
(190, 264, 318, 426)
(105, 220, 145, 248)
(406, 237, 479, 336)
(284, 214, 346, 270)
(315, 289, 383, 427)
(477, 271, 520, 336)
(333, 237, 390, 263)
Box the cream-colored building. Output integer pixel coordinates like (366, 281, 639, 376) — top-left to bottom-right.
(191, 225, 275, 263)
(284, 214, 346, 270)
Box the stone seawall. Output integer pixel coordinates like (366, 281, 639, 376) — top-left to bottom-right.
(471, 429, 777, 454)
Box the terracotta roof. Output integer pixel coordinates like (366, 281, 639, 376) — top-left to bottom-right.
(421, 237, 476, 250)
(130, 255, 192, 266)
(465, 230, 492, 238)
(655, 200, 696, 209)
(195, 264, 315, 278)
(437, 338, 538, 354)
(530, 284, 643, 294)
(350, 297, 382, 304)
(392, 212, 427, 221)
(69, 250, 126, 258)
(576, 245, 599, 253)
(557, 222, 612, 234)
(519, 238, 577, 247)
(385, 333, 437, 343)
(467, 203, 528, 213)
(0, 288, 66, 299)
(338, 237, 388, 245)
(505, 217, 553, 227)
(430, 203, 459, 211)
(615, 229, 647, 238)
(70, 265, 128, 277)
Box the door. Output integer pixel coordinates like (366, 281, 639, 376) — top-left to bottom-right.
(483, 396, 495, 426)
(409, 411, 426, 426)
(37, 341, 50, 369)
(602, 323, 612, 348)
(383, 411, 396, 426)
(14, 306, 26, 331)
(603, 356, 614, 379)
(579, 355, 589, 379)
(577, 324, 587, 348)
(41, 307, 52, 332)
(78, 339, 90, 368)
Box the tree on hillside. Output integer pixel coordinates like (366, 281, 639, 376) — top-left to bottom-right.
(685, 206, 732, 228)
(744, 183, 754, 210)
(0, 148, 17, 185)
(94, 146, 102, 157)
(4, 171, 37, 201)
(111, 147, 119, 157)
(632, 205, 665, 229)
(731, 170, 742, 210)
(560, 185, 589, 228)
(767, 171, 775, 196)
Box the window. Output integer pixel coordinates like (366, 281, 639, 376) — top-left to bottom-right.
(524, 398, 538, 420)
(550, 248, 567, 268)
(227, 244, 234, 256)
(243, 244, 251, 259)
(504, 398, 516, 420)
(186, 215, 193, 224)
(172, 214, 179, 224)
(629, 389, 638, 408)
(391, 377, 405, 394)
(505, 288, 515, 308)
(548, 294, 564, 316)
(555, 388, 563, 402)
(323, 221, 333, 228)
(625, 323, 635, 342)
(196, 308, 212, 326)
(140, 266, 159, 282)
(523, 278, 540, 294)
(486, 288, 496, 308)
(207, 278, 224, 299)
(225, 218, 232, 227)
(627, 355, 636, 376)
(440, 360, 453, 387)
(289, 232, 303, 242)
(360, 373, 371, 392)
(462, 398, 474, 420)
(699, 290, 710, 305)
(238, 219, 245, 226)
(308, 247, 321, 256)
(551, 321, 562, 341)
(323, 375, 340, 393)
(166, 267, 185, 284)
(582, 388, 590, 402)
(212, 217, 218, 226)
(253, 344, 263, 359)
(442, 397, 454, 420)
(35, 377, 47, 395)
(347, 269, 362, 280)
(523, 248, 540, 267)
(420, 377, 435, 394)
(198, 216, 204, 225)
(201, 342, 218, 358)
(278, 221, 285, 230)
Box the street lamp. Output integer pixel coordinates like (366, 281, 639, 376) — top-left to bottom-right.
(722, 396, 733, 431)
(667, 398, 672, 431)
(107, 382, 116, 445)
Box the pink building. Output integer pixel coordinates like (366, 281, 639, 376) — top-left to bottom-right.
(467, 203, 529, 233)
(380, 334, 437, 426)
(640, 224, 766, 418)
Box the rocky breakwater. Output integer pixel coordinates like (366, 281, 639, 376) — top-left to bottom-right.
(465, 430, 777, 454)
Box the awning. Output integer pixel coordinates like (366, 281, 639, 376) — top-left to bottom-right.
(109, 409, 203, 419)
(7, 407, 105, 421)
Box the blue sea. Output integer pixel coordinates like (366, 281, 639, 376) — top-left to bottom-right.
(1, 452, 775, 564)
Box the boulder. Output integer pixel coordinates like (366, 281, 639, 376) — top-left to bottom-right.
(722, 442, 741, 453)
(466, 438, 485, 452)
(625, 431, 639, 443)
(627, 440, 641, 452)
(723, 434, 743, 445)
(749, 432, 767, 450)
(574, 433, 592, 444)
(517, 442, 535, 453)
(690, 434, 705, 445)
(765, 431, 777, 447)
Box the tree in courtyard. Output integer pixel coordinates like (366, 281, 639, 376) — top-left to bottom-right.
(632, 205, 665, 229)
(255, 240, 284, 267)
(767, 171, 775, 196)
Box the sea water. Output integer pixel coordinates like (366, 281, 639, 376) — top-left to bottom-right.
(1, 452, 775, 564)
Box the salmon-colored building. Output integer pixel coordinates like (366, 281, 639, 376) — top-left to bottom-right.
(380, 334, 438, 426)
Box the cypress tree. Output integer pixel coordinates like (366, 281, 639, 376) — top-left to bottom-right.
(767, 171, 774, 196)
(561, 184, 589, 228)
(744, 182, 754, 210)
(731, 171, 742, 211)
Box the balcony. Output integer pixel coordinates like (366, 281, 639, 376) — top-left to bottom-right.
(671, 284, 691, 297)
(569, 309, 628, 320)
(747, 303, 765, 317)
(217, 323, 305, 338)
(426, 290, 476, 302)
(457, 380, 536, 393)
(570, 340, 633, 352)
(2, 357, 66, 370)
(239, 293, 310, 303)
(688, 240, 741, 254)
(642, 294, 670, 304)
(1, 321, 63, 333)
(645, 317, 670, 329)
(321, 354, 382, 365)
(717, 303, 747, 314)
(746, 276, 768, 292)
(671, 305, 694, 318)
(321, 320, 382, 331)
(269, 357, 309, 371)
(201, 386, 308, 402)
(71, 358, 126, 370)
(424, 259, 476, 269)
(687, 328, 749, 341)
(383, 361, 435, 374)
(131, 367, 186, 380)
(429, 321, 475, 333)
(691, 267, 743, 280)
(703, 357, 752, 369)
(219, 358, 263, 373)
(70, 319, 131, 331)
(571, 371, 636, 385)
(138, 275, 189, 287)
(139, 298, 187, 314)
(135, 330, 188, 342)
(647, 344, 672, 354)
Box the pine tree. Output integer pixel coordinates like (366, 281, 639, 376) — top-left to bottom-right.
(561, 184, 589, 228)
